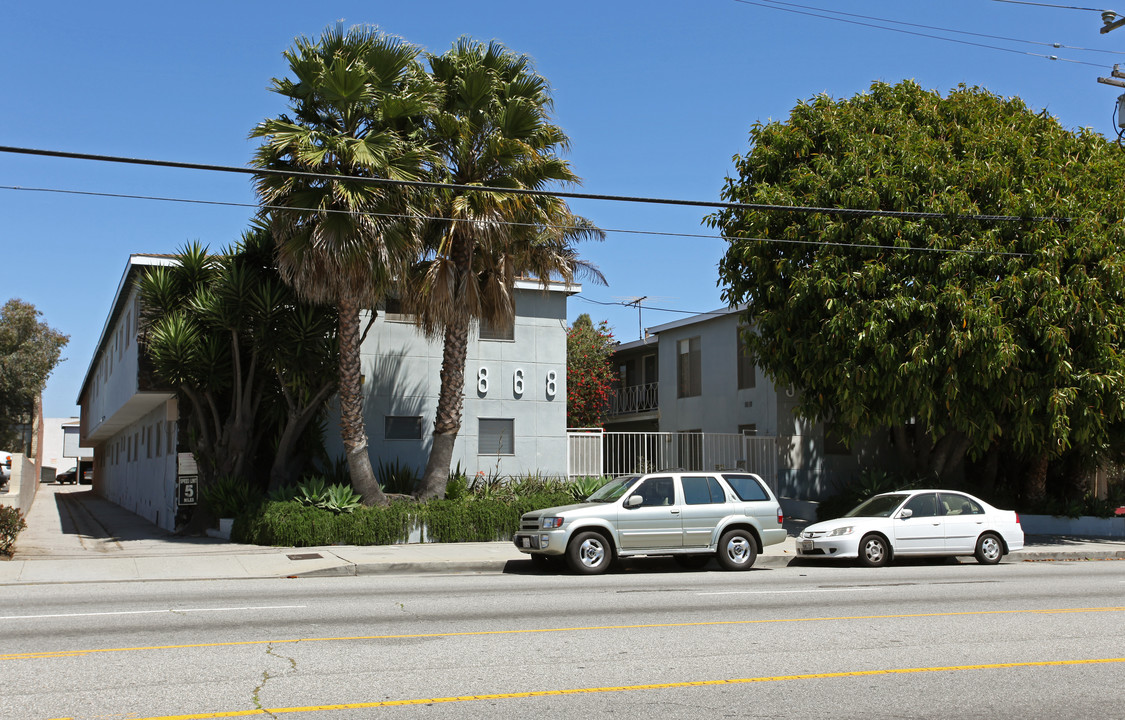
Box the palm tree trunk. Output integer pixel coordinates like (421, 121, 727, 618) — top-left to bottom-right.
(1024, 451, 1050, 503)
(338, 296, 387, 506)
(416, 319, 470, 500)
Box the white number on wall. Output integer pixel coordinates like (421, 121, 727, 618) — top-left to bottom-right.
(545, 370, 557, 399)
(477, 366, 489, 394)
(514, 368, 525, 396)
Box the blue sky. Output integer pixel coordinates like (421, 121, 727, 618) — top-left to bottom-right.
(5, 0, 1124, 418)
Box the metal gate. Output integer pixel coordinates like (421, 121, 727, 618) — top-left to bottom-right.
(567, 430, 784, 494)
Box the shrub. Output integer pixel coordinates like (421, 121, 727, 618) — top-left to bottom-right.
(202, 476, 262, 518)
(235, 500, 417, 546)
(0, 505, 27, 556)
(377, 458, 420, 495)
(566, 475, 611, 502)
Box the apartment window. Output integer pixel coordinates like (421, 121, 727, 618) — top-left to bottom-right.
(738, 424, 758, 436)
(383, 297, 412, 323)
(737, 327, 756, 389)
(166, 422, 175, 455)
(677, 337, 701, 398)
(824, 423, 851, 455)
(146, 427, 152, 459)
(480, 315, 515, 341)
(156, 422, 163, 457)
(385, 416, 423, 440)
(478, 418, 514, 455)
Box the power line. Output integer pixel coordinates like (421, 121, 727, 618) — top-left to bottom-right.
(732, 0, 1109, 67)
(0, 183, 1032, 257)
(990, 0, 1112, 12)
(0, 144, 1066, 224)
(757, 0, 1125, 56)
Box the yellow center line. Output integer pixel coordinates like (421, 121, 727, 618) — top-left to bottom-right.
(5, 605, 1123, 662)
(60, 657, 1125, 720)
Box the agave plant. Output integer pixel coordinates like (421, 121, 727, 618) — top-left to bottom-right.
(201, 476, 261, 518)
(322, 484, 363, 514)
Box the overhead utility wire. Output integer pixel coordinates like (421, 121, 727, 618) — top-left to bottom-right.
(759, 0, 1125, 55)
(0, 145, 1065, 224)
(0, 184, 1030, 257)
(732, 0, 1108, 67)
(990, 0, 1112, 12)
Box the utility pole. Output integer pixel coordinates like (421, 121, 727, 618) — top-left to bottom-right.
(1096, 9, 1125, 138)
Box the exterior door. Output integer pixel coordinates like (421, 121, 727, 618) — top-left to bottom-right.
(617, 476, 683, 550)
(940, 493, 986, 553)
(893, 492, 945, 553)
(678, 475, 728, 547)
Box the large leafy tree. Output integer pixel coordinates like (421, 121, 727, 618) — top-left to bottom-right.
(138, 230, 339, 497)
(406, 39, 604, 500)
(0, 299, 68, 451)
(251, 24, 433, 505)
(709, 81, 1125, 499)
(566, 314, 616, 428)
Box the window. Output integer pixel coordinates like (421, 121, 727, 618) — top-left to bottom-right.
(385, 416, 423, 440)
(676, 336, 701, 398)
(738, 424, 757, 436)
(479, 315, 515, 341)
(629, 476, 676, 507)
(824, 423, 851, 455)
(383, 297, 412, 323)
(156, 422, 163, 457)
(478, 418, 514, 455)
(737, 327, 755, 389)
(682, 475, 726, 505)
(903, 493, 940, 518)
(722, 473, 770, 502)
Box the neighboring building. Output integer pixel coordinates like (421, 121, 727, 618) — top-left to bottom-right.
(603, 306, 890, 500)
(41, 417, 94, 477)
(78, 254, 577, 531)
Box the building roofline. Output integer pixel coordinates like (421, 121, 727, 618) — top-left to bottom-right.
(76, 254, 178, 403)
(644, 303, 747, 336)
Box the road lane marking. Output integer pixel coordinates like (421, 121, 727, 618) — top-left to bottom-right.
(0, 605, 306, 621)
(4, 605, 1123, 662)
(70, 657, 1125, 720)
(697, 588, 868, 595)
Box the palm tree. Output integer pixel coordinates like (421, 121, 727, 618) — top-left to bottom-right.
(250, 24, 433, 505)
(407, 39, 605, 500)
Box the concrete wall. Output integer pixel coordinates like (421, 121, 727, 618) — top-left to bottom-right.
(332, 285, 571, 479)
(0, 455, 39, 516)
(96, 401, 179, 531)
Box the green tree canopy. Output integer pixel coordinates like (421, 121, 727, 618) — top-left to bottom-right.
(567, 315, 617, 428)
(708, 81, 1125, 497)
(251, 23, 434, 505)
(138, 228, 338, 503)
(0, 299, 68, 450)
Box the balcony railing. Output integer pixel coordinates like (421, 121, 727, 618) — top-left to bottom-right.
(608, 382, 659, 417)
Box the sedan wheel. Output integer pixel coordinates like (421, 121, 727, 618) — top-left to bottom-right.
(974, 533, 1004, 565)
(716, 529, 758, 570)
(567, 531, 612, 575)
(859, 533, 890, 568)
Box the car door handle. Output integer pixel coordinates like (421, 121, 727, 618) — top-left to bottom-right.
(670, 510, 680, 515)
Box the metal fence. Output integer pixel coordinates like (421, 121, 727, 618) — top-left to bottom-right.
(567, 430, 784, 494)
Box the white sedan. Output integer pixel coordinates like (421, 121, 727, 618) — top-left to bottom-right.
(796, 490, 1024, 567)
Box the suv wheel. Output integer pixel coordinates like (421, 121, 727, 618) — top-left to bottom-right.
(716, 529, 758, 570)
(567, 531, 613, 575)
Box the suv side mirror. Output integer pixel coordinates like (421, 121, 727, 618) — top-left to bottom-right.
(625, 494, 644, 508)
(899, 508, 914, 519)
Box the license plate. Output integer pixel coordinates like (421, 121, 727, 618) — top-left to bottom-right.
(521, 537, 531, 548)
(800, 540, 814, 551)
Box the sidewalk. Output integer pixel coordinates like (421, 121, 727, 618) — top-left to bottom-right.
(2, 483, 1123, 585)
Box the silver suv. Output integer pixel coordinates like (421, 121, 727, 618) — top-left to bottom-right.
(514, 471, 786, 574)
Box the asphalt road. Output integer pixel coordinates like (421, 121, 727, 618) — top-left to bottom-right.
(3, 560, 1124, 719)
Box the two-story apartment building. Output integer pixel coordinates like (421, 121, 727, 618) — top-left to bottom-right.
(78, 253, 577, 531)
(603, 306, 890, 500)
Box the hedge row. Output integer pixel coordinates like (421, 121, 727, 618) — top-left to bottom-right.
(233, 491, 574, 547)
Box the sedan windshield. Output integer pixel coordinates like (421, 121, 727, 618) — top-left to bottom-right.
(586, 475, 640, 503)
(845, 493, 910, 518)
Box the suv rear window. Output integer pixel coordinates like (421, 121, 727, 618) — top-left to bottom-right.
(722, 473, 770, 501)
(682, 475, 726, 505)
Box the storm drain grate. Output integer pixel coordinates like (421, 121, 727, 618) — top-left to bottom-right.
(287, 553, 324, 561)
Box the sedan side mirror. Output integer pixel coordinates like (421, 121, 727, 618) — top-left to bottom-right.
(898, 508, 914, 519)
(625, 494, 644, 508)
